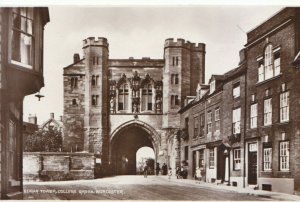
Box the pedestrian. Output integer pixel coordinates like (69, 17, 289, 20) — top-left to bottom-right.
(156, 163, 160, 176)
(176, 166, 180, 179)
(168, 167, 172, 181)
(144, 165, 148, 178)
(162, 163, 167, 175)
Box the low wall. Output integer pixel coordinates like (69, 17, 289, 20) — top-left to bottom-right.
(23, 152, 95, 181)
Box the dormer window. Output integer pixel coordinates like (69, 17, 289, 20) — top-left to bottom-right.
(210, 80, 215, 94)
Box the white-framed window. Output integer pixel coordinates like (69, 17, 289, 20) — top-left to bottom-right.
(118, 84, 129, 110)
(11, 8, 34, 69)
(232, 108, 241, 134)
(279, 141, 289, 171)
(233, 83, 240, 98)
(193, 116, 199, 139)
(274, 52, 281, 76)
(207, 111, 212, 134)
(210, 80, 215, 94)
(233, 148, 241, 170)
(199, 113, 205, 137)
(209, 149, 214, 168)
(280, 91, 289, 122)
(264, 44, 273, 80)
(257, 44, 281, 83)
(258, 62, 264, 82)
(142, 84, 153, 111)
(250, 103, 257, 129)
(264, 98, 272, 126)
(263, 147, 272, 171)
(215, 108, 220, 132)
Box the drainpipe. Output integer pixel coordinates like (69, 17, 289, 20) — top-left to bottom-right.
(243, 65, 248, 188)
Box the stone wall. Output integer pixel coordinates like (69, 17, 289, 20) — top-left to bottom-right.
(23, 152, 95, 181)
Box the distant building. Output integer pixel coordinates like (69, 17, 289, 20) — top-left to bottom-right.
(23, 113, 63, 152)
(0, 8, 49, 199)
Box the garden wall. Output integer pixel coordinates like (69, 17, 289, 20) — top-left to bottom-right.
(23, 152, 95, 181)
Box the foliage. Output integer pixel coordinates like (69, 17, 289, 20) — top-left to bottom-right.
(136, 157, 155, 174)
(24, 127, 62, 152)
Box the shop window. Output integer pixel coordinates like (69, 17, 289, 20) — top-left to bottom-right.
(209, 149, 215, 168)
(233, 148, 241, 170)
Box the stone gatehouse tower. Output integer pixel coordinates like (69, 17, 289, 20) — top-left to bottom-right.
(63, 37, 205, 175)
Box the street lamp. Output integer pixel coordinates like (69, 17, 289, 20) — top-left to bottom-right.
(35, 91, 44, 101)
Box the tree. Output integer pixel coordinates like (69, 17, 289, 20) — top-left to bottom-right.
(24, 127, 62, 152)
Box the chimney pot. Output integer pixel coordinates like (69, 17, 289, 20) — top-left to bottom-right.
(50, 113, 54, 119)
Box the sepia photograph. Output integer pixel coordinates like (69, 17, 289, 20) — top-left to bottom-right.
(1, 0, 300, 200)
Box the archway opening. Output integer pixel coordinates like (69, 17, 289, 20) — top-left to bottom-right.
(136, 146, 155, 175)
(111, 124, 155, 175)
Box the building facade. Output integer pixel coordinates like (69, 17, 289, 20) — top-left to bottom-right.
(179, 7, 300, 195)
(179, 55, 246, 188)
(244, 7, 300, 194)
(0, 8, 49, 199)
(63, 38, 205, 175)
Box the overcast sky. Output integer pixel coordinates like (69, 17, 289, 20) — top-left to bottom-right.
(23, 6, 284, 124)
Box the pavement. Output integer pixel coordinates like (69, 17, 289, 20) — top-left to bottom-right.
(163, 175, 300, 201)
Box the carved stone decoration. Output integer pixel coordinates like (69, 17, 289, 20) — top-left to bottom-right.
(131, 71, 141, 98)
(110, 97, 116, 114)
(155, 97, 162, 113)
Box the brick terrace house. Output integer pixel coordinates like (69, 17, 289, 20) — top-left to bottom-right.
(0, 8, 49, 199)
(179, 52, 246, 188)
(244, 7, 300, 194)
(179, 7, 300, 195)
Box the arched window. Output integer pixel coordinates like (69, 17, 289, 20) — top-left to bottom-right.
(264, 44, 273, 80)
(175, 95, 179, 106)
(72, 99, 77, 106)
(142, 84, 153, 111)
(118, 84, 129, 110)
(71, 77, 78, 88)
(91, 75, 96, 87)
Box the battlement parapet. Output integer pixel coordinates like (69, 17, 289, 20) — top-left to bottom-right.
(83, 37, 108, 48)
(164, 38, 205, 51)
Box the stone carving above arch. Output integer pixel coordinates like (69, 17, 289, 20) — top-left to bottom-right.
(141, 73, 155, 88)
(116, 73, 130, 88)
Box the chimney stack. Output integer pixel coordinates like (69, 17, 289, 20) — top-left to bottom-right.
(50, 113, 54, 119)
(28, 114, 37, 125)
(73, 53, 80, 63)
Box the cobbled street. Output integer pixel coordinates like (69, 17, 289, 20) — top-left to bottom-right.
(23, 175, 274, 200)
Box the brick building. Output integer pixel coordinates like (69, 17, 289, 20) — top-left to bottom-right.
(63, 38, 205, 175)
(0, 8, 49, 199)
(179, 53, 246, 188)
(178, 7, 300, 195)
(244, 8, 300, 194)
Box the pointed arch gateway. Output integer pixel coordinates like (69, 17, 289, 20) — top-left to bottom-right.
(110, 120, 160, 175)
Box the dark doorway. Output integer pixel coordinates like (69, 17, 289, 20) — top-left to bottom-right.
(217, 148, 225, 182)
(248, 144, 257, 185)
(192, 151, 196, 177)
(112, 125, 155, 175)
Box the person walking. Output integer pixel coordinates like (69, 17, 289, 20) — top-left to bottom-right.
(144, 165, 148, 178)
(162, 163, 167, 175)
(176, 166, 180, 179)
(156, 163, 160, 176)
(168, 167, 172, 181)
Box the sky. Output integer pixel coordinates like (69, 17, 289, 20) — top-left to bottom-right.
(22, 5, 285, 124)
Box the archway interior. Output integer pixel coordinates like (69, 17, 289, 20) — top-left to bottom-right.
(136, 147, 155, 174)
(112, 125, 154, 175)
